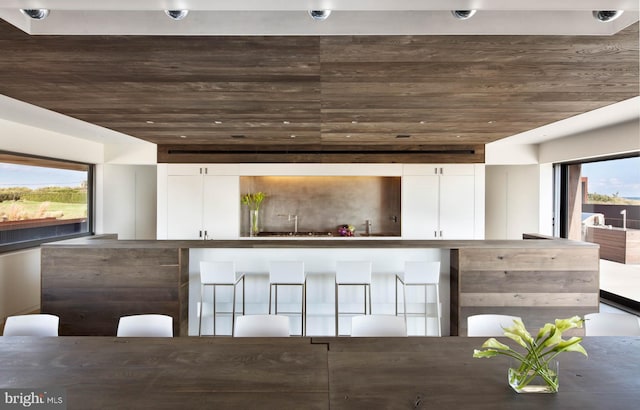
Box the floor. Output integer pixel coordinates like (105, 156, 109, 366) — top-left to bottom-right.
(599, 259, 640, 304)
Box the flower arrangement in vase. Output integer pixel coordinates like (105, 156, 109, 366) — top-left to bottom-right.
(473, 316, 587, 393)
(241, 192, 266, 236)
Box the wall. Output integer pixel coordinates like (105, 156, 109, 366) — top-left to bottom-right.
(485, 165, 545, 239)
(240, 176, 401, 235)
(96, 164, 157, 239)
(0, 248, 40, 330)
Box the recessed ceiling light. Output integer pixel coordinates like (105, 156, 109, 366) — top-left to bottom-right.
(351, 120, 358, 124)
(451, 10, 477, 20)
(345, 135, 351, 138)
(20, 9, 49, 20)
(309, 10, 331, 21)
(283, 121, 290, 124)
(145, 120, 154, 124)
(290, 135, 296, 138)
(179, 135, 187, 139)
(165, 10, 189, 20)
(592, 10, 623, 22)
(487, 120, 495, 124)
(456, 135, 461, 138)
(419, 121, 426, 124)
(214, 121, 222, 124)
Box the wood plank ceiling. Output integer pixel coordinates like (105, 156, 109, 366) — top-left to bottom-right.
(0, 20, 637, 163)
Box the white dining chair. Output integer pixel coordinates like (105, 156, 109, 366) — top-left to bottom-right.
(269, 261, 306, 336)
(351, 315, 407, 337)
(396, 261, 441, 336)
(335, 261, 373, 336)
(199, 261, 245, 336)
(584, 312, 640, 336)
(233, 314, 290, 337)
(2, 314, 59, 336)
(467, 314, 521, 337)
(116, 314, 173, 337)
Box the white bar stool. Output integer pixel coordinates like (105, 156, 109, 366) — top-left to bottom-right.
(3, 314, 59, 337)
(396, 261, 441, 336)
(199, 261, 245, 336)
(335, 261, 372, 336)
(269, 261, 306, 336)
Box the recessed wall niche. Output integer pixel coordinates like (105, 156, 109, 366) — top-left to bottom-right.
(239, 176, 401, 236)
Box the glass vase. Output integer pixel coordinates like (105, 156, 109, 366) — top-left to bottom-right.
(249, 209, 260, 237)
(508, 359, 559, 393)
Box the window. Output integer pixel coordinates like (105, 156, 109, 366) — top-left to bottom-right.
(555, 155, 640, 240)
(0, 151, 93, 251)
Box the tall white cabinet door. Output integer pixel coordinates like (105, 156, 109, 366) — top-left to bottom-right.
(167, 175, 203, 239)
(402, 175, 439, 239)
(439, 175, 475, 239)
(202, 176, 240, 238)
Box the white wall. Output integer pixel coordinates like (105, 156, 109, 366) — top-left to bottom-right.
(0, 249, 41, 330)
(96, 164, 157, 239)
(485, 165, 542, 239)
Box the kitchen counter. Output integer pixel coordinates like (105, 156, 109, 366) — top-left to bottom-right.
(40, 235, 599, 336)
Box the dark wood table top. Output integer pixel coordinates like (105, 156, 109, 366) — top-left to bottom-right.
(0, 337, 328, 410)
(313, 336, 640, 410)
(1, 336, 637, 409)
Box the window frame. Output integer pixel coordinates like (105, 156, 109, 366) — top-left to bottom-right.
(0, 150, 94, 253)
(554, 152, 639, 239)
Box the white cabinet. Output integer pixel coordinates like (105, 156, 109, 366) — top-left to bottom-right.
(166, 167, 239, 239)
(402, 165, 477, 239)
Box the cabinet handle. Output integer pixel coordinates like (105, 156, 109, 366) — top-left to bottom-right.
(434, 167, 438, 175)
(440, 167, 443, 175)
(204, 167, 208, 175)
(440, 230, 443, 238)
(434, 231, 438, 238)
(199, 230, 203, 238)
(199, 167, 203, 175)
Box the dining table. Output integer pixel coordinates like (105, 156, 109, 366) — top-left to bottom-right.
(0, 336, 638, 409)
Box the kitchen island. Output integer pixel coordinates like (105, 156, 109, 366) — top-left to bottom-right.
(40, 236, 599, 336)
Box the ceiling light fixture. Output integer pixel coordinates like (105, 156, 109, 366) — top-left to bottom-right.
(165, 10, 189, 20)
(592, 10, 624, 22)
(308, 10, 331, 21)
(20, 9, 49, 20)
(451, 10, 476, 20)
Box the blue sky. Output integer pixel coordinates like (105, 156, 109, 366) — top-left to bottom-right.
(582, 156, 640, 198)
(0, 163, 86, 188)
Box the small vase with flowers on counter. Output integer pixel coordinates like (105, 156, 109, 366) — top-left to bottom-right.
(241, 192, 266, 236)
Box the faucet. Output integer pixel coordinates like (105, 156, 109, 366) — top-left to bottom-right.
(278, 214, 298, 233)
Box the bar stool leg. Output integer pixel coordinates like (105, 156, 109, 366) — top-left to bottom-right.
(198, 284, 205, 336)
(335, 282, 339, 336)
(213, 285, 217, 336)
